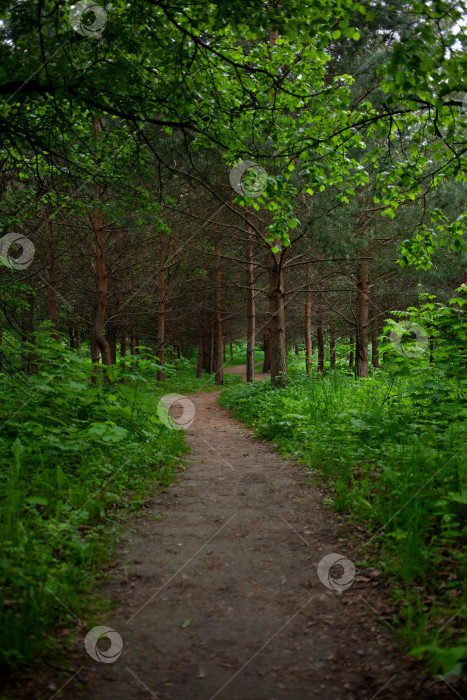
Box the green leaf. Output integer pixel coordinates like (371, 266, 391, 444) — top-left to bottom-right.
(26, 496, 48, 506)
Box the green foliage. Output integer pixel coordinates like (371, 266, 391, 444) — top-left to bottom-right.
(220, 294, 466, 676)
(0, 331, 210, 671)
(399, 211, 467, 270)
(410, 636, 467, 678)
(3, 0, 466, 254)
(222, 341, 265, 367)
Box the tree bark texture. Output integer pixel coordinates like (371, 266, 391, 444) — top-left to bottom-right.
(371, 293, 379, 369)
(317, 307, 324, 374)
(356, 258, 369, 378)
(196, 283, 205, 378)
(117, 231, 126, 364)
(267, 251, 287, 386)
(45, 204, 59, 342)
(305, 264, 312, 377)
(75, 325, 81, 350)
(214, 242, 223, 385)
(330, 322, 336, 369)
(107, 326, 118, 364)
(157, 234, 165, 382)
(246, 227, 255, 382)
(91, 116, 111, 370)
(262, 325, 270, 373)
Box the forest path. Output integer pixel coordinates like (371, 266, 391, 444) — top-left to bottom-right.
(61, 371, 453, 700)
(223, 363, 269, 381)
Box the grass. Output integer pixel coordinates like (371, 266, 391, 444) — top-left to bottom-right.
(222, 342, 265, 367)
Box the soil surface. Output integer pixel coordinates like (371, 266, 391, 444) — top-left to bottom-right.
(224, 364, 269, 381)
(31, 367, 464, 699)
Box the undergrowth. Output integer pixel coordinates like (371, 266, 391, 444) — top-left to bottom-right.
(0, 332, 240, 673)
(221, 294, 467, 678)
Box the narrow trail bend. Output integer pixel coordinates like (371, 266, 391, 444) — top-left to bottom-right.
(62, 370, 454, 700)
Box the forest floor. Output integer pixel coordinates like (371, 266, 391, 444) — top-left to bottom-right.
(19, 367, 463, 700)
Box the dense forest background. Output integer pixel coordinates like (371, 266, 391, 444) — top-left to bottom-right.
(0, 0, 466, 690)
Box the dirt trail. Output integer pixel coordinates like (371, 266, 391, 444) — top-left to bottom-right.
(59, 370, 457, 700)
(224, 363, 269, 381)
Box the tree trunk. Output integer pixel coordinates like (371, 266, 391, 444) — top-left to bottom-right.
(135, 333, 140, 367)
(203, 311, 212, 374)
(45, 204, 59, 342)
(118, 231, 126, 365)
(267, 251, 287, 386)
(90, 321, 100, 369)
(305, 265, 312, 377)
(75, 325, 81, 350)
(130, 327, 135, 355)
(213, 242, 223, 385)
(262, 326, 270, 373)
(356, 259, 369, 378)
(230, 335, 234, 362)
(349, 334, 355, 368)
(21, 333, 27, 374)
(120, 326, 126, 361)
(329, 323, 336, 369)
(371, 294, 379, 369)
(91, 116, 111, 371)
(197, 284, 205, 377)
(0, 293, 2, 374)
(209, 321, 214, 374)
(317, 308, 324, 374)
(197, 329, 204, 377)
(246, 227, 255, 382)
(107, 326, 118, 364)
(157, 234, 165, 382)
(25, 293, 36, 374)
(69, 327, 75, 348)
